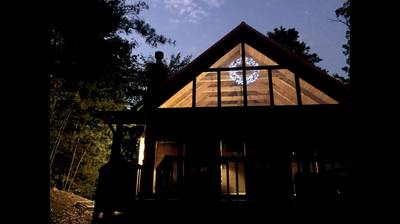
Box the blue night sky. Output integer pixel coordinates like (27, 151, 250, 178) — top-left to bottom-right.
(132, 0, 347, 78)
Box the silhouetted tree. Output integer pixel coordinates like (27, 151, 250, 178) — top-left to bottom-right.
(267, 27, 321, 65)
(132, 53, 192, 97)
(49, 0, 174, 101)
(139, 53, 192, 76)
(49, 0, 175, 198)
(267, 26, 349, 85)
(165, 53, 193, 75)
(333, 0, 350, 77)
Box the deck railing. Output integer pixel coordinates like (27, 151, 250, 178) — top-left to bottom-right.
(155, 156, 246, 200)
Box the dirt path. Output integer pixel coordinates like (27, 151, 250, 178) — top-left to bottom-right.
(50, 188, 94, 224)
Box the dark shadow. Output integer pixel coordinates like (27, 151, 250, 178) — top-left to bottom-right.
(91, 157, 140, 224)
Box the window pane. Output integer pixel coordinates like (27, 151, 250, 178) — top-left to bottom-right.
(220, 161, 245, 195)
(299, 78, 339, 104)
(272, 69, 298, 105)
(245, 43, 278, 66)
(210, 44, 242, 68)
(221, 139, 244, 157)
(220, 139, 246, 195)
(247, 69, 270, 106)
(196, 72, 217, 107)
(159, 81, 193, 108)
(221, 71, 244, 107)
(153, 141, 184, 193)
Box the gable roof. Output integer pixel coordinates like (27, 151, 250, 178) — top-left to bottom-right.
(138, 22, 349, 111)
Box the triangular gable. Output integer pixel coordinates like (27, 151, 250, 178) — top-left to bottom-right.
(141, 22, 348, 111)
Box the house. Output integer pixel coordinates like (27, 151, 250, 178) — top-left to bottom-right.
(93, 22, 352, 221)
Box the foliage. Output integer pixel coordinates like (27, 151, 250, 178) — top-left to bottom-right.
(334, 0, 350, 77)
(267, 26, 349, 86)
(130, 53, 192, 99)
(139, 53, 192, 77)
(267, 27, 322, 65)
(165, 53, 193, 75)
(49, 0, 176, 199)
(49, 0, 174, 103)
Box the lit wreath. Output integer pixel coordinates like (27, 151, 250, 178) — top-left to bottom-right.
(229, 57, 260, 85)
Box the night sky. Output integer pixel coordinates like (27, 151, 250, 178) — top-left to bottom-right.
(132, 0, 347, 78)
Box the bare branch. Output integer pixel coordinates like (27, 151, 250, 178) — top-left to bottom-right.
(328, 19, 350, 28)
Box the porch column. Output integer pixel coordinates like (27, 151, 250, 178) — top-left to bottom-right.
(109, 121, 123, 163)
(140, 124, 156, 198)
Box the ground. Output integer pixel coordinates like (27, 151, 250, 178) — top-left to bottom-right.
(50, 188, 94, 224)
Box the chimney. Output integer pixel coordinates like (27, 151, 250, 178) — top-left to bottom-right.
(148, 51, 167, 93)
(155, 51, 164, 64)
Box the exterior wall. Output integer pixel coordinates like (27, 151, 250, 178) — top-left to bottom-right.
(139, 105, 351, 202)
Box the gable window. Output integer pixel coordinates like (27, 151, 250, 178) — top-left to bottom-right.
(272, 69, 298, 105)
(244, 43, 278, 66)
(159, 81, 193, 108)
(196, 72, 218, 107)
(221, 71, 244, 107)
(159, 42, 339, 108)
(299, 78, 338, 104)
(211, 44, 242, 68)
(220, 139, 246, 196)
(247, 69, 270, 106)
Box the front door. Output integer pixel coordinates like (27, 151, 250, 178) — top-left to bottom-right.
(183, 139, 220, 199)
(220, 139, 247, 197)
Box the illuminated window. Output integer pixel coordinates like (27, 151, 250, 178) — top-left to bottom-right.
(244, 43, 278, 66)
(211, 44, 242, 68)
(153, 141, 184, 193)
(159, 42, 339, 108)
(228, 57, 259, 85)
(220, 139, 246, 196)
(247, 69, 270, 106)
(196, 72, 218, 107)
(159, 81, 193, 108)
(221, 71, 244, 107)
(272, 69, 298, 105)
(299, 78, 338, 104)
(138, 137, 145, 165)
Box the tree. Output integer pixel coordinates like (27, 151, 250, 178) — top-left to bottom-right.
(333, 0, 350, 77)
(165, 53, 193, 75)
(139, 53, 192, 76)
(267, 26, 349, 85)
(49, 0, 175, 198)
(129, 53, 192, 101)
(267, 27, 322, 65)
(49, 0, 174, 101)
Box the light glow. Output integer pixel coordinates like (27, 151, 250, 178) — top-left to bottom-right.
(229, 56, 260, 85)
(138, 137, 145, 165)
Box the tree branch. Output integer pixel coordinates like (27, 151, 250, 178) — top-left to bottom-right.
(328, 19, 350, 28)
